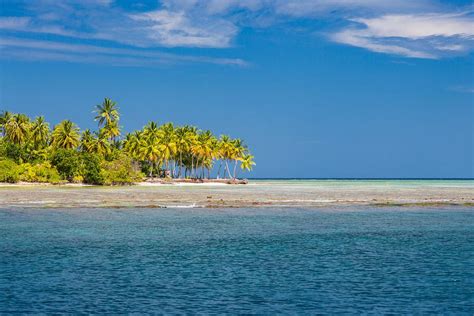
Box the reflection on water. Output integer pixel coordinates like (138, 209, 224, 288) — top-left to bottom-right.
(1, 207, 473, 313)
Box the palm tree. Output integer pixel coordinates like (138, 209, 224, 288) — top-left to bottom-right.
(30, 116, 50, 149)
(183, 126, 198, 178)
(51, 120, 80, 149)
(158, 123, 176, 176)
(240, 154, 255, 173)
(4, 113, 30, 145)
(197, 130, 214, 178)
(232, 139, 246, 179)
(208, 135, 219, 178)
(124, 131, 142, 159)
(80, 129, 95, 153)
(92, 130, 111, 156)
(219, 135, 235, 179)
(139, 136, 161, 177)
(143, 121, 160, 142)
(0, 111, 12, 137)
(95, 98, 119, 128)
(101, 120, 121, 141)
(174, 126, 190, 178)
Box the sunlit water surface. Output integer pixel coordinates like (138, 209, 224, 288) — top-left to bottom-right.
(1, 207, 473, 314)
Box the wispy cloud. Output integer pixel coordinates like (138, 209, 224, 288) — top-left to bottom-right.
(0, 16, 31, 29)
(0, 37, 248, 67)
(0, 0, 473, 62)
(449, 85, 474, 94)
(129, 10, 237, 48)
(330, 12, 474, 58)
(0, 1, 238, 48)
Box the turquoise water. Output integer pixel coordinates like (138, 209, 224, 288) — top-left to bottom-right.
(1, 207, 473, 314)
(251, 179, 474, 187)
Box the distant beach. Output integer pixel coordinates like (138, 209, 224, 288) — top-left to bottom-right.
(1, 179, 472, 209)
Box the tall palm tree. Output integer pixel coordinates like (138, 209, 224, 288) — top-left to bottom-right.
(174, 126, 189, 178)
(102, 120, 121, 141)
(232, 139, 246, 179)
(208, 135, 219, 178)
(51, 120, 80, 149)
(95, 98, 119, 128)
(196, 130, 214, 178)
(5, 113, 30, 145)
(219, 135, 235, 179)
(139, 136, 161, 177)
(30, 116, 50, 149)
(158, 123, 176, 176)
(184, 126, 198, 178)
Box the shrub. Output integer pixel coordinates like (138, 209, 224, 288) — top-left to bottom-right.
(72, 175, 84, 183)
(100, 154, 143, 185)
(82, 153, 104, 185)
(51, 149, 82, 181)
(0, 159, 20, 183)
(1, 142, 26, 163)
(18, 162, 61, 184)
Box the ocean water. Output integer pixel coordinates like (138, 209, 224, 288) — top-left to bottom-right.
(250, 178, 474, 188)
(1, 207, 473, 314)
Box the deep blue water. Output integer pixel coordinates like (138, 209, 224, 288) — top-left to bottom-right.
(1, 207, 473, 314)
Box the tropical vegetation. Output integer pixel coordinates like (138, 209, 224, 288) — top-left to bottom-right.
(0, 98, 255, 185)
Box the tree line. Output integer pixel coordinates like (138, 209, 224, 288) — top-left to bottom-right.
(0, 98, 255, 184)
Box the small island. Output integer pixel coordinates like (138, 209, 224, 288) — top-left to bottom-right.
(0, 98, 255, 185)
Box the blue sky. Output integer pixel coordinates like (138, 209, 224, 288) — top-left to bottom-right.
(1, 0, 473, 178)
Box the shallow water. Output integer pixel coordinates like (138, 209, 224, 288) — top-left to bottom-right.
(1, 179, 473, 208)
(1, 207, 473, 313)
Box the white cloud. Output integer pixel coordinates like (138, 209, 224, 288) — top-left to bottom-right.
(331, 12, 474, 58)
(353, 13, 474, 38)
(0, 0, 473, 61)
(0, 37, 248, 66)
(130, 10, 237, 47)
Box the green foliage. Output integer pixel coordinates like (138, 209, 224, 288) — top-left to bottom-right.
(100, 154, 143, 185)
(0, 141, 25, 163)
(51, 120, 80, 149)
(0, 159, 20, 183)
(51, 149, 83, 181)
(0, 98, 254, 184)
(18, 162, 61, 184)
(82, 153, 104, 185)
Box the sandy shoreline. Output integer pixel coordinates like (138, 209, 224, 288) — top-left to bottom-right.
(0, 178, 247, 187)
(0, 180, 473, 209)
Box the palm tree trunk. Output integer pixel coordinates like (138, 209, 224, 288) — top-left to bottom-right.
(225, 160, 232, 179)
(179, 152, 183, 178)
(233, 160, 238, 179)
(217, 161, 222, 179)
